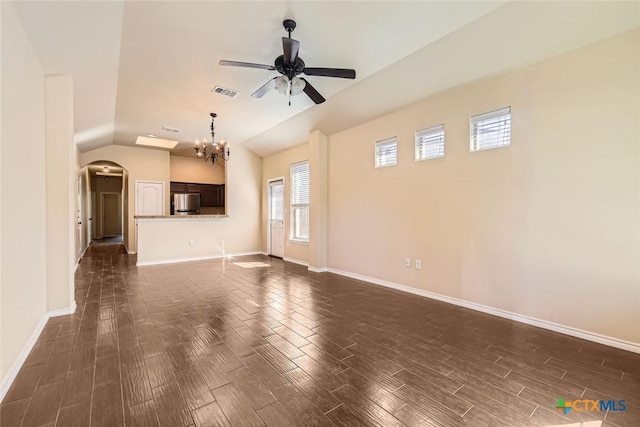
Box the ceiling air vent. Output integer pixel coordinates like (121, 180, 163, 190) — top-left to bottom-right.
(161, 126, 181, 133)
(212, 86, 239, 98)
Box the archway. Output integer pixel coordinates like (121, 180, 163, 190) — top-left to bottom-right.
(78, 161, 129, 258)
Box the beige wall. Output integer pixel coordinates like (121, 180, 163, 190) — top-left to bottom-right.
(137, 144, 261, 264)
(327, 29, 640, 345)
(80, 145, 170, 253)
(170, 155, 225, 184)
(45, 74, 75, 313)
(0, 1, 48, 387)
(261, 143, 309, 263)
(308, 130, 329, 271)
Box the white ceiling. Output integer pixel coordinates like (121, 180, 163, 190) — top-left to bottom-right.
(13, 1, 640, 158)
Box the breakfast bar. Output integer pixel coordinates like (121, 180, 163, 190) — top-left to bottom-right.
(135, 214, 245, 266)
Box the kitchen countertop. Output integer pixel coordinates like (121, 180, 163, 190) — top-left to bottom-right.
(135, 214, 228, 220)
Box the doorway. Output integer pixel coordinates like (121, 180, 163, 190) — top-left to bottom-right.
(77, 174, 83, 262)
(268, 178, 284, 258)
(79, 161, 127, 253)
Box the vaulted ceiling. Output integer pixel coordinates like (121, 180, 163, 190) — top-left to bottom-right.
(13, 1, 640, 157)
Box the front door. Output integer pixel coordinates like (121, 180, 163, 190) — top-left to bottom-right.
(269, 179, 284, 258)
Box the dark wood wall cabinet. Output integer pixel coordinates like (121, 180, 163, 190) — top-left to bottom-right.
(186, 183, 201, 193)
(170, 182, 186, 193)
(170, 181, 225, 208)
(201, 185, 225, 207)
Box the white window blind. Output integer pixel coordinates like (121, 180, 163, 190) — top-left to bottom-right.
(415, 124, 445, 161)
(470, 106, 511, 151)
(290, 161, 309, 242)
(375, 137, 398, 168)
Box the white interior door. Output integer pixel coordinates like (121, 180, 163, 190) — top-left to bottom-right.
(269, 179, 284, 258)
(136, 181, 165, 216)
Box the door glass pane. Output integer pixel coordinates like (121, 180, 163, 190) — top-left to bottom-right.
(270, 182, 284, 221)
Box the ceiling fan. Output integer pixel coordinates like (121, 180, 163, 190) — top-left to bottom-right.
(219, 19, 356, 105)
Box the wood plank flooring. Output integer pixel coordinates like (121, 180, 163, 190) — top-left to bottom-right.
(2, 244, 639, 426)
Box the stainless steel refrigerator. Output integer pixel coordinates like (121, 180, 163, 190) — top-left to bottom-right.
(173, 193, 200, 215)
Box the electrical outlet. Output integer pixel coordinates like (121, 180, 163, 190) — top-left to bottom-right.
(405, 258, 411, 268)
(188, 240, 195, 247)
(415, 260, 422, 270)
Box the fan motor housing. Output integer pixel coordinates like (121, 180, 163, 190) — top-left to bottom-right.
(275, 55, 305, 78)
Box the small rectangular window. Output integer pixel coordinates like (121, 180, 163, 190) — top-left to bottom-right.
(375, 137, 398, 168)
(470, 106, 511, 151)
(290, 161, 309, 243)
(415, 124, 445, 161)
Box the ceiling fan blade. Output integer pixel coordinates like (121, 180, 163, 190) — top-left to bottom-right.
(303, 67, 356, 79)
(219, 60, 275, 71)
(251, 77, 277, 98)
(300, 78, 325, 104)
(282, 37, 300, 63)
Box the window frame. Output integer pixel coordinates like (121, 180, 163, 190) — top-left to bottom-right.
(375, 137, 398, 168)
(470, 106, 512, 152)
(415, 124, 445, 161)
(289, 160, 310, 244)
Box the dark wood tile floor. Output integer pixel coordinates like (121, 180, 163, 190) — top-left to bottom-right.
(2, 244, 639, 426)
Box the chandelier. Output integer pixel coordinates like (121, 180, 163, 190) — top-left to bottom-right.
(194, 113, 230, 165)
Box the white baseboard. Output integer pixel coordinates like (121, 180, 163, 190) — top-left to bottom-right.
(308, 266, 328, 273)
(75, 245, 90, 270)
(48, 301, 77, 317)
(227, 251, 266, 259)
(326, 268, 640, 354)
(0, 302, 77, 401)
(136, 251, 262, 267)
(283, 257, 308, 267)
(123, 241, 136, 255)
(0, 315, 48, 401)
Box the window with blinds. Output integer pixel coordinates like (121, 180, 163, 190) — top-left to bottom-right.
(290, 161, 309, 242)
(470, 106, 511, 151)
(415, 124, 445, 161)
(375, 137, 398, 168)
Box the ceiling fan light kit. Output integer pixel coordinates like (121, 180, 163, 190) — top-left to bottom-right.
(219, 19, 356, 105)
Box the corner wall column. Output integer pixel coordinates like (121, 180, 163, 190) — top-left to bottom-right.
(45, 74, 76, 313)
(308, 130, 328, 271)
